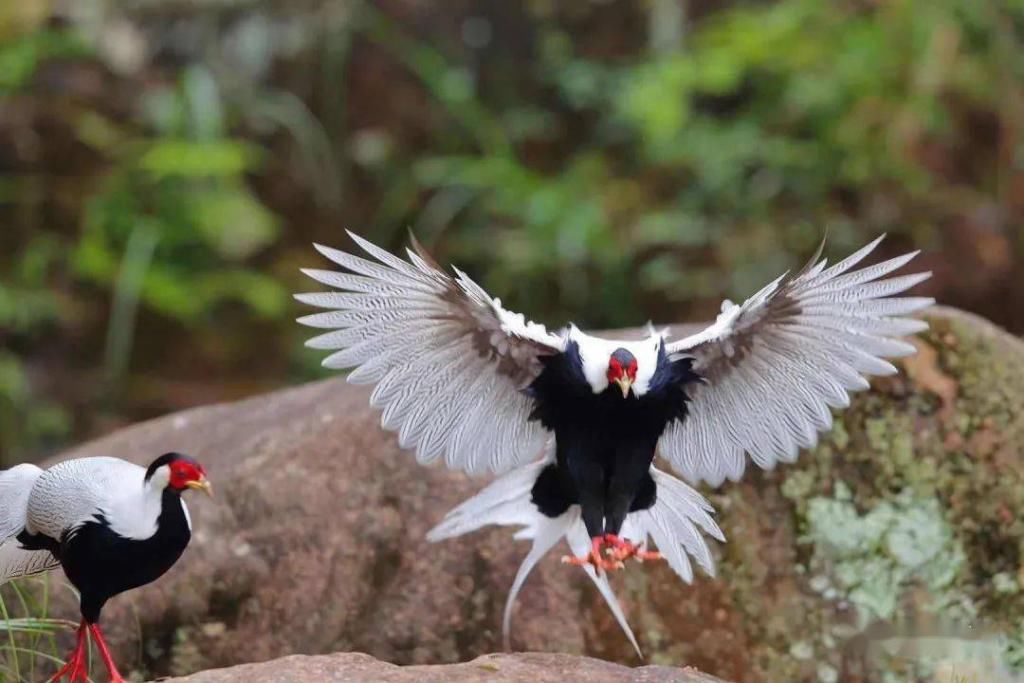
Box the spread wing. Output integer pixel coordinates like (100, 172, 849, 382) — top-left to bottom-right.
(661, 235, 933, 486)
(297, 232, 565, 475)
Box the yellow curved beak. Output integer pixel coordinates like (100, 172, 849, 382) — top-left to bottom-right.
(185, 476, 214, 498)
(613, 376, 633, 398)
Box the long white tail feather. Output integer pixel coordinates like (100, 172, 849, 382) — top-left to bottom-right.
(565, 514, 642, 657)
(501, 513, 570, 650)
(0, 542, 59, 584)
(426, 461, 546, 542)
(427, 459, 720, 658)
(0, 464, 55, 585)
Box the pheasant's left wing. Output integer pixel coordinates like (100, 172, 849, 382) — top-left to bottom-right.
(661, 235, 933, 486)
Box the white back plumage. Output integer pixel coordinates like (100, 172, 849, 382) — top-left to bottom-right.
(25, 457, 175, 542)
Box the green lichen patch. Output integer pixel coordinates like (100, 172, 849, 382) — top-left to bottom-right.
(804, 486, 968, 625)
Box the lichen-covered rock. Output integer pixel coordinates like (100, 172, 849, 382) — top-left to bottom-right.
(10, 307, 1022, 682)
(161, 652, 728, 683)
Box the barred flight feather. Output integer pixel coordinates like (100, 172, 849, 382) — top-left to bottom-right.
(297, 231, 565, 475)
(663, 234, 932, 486)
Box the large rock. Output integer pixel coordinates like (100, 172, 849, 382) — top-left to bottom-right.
(162, 652, 727, 682)
(11, 307, 1024, 682)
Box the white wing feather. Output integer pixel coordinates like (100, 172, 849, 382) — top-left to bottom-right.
(663, 235, 933, 485)
(298, 233, 565, 475)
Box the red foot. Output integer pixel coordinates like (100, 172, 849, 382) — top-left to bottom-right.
(49, 621, 89, 682)
(604, 534, 663, 563)
(560, 536, 625, 572)
(90, 623, 128, 683)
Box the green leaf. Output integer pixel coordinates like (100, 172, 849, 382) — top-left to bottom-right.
(139, 140, 263, 178)
(193, 186, 280, 261)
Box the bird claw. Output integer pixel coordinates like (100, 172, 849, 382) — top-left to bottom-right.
(560, 534, 663, 571)
(49, 653, 89, 683)
(560, 550, 624, 572)
(560, 536, 625, 572)
(604, 534, 663, 564)
(50, 624, 89, 682)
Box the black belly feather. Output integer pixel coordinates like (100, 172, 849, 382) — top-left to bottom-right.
(18, 488, 191, 623)
(525, 340, 700, 536)
(531, 462, 657, 517)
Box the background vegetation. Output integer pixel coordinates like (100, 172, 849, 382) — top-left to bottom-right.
(0, 0, 1021, 471)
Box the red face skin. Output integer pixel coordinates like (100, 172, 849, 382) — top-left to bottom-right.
(168, 459, 208, 492)
(606, 357, 638, 385)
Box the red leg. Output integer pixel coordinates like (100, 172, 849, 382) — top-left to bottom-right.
(49, 620, 89, 682)
(88, 623, 127, 683)
(561, 536, 625, 571)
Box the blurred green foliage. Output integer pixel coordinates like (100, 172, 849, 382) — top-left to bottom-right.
(0, 0, 1021, 466)
(0, 576, 76, 683)
(76, 65, 285, 380)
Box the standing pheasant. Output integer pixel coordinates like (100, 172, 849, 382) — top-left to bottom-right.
(0, 453, 212, 682)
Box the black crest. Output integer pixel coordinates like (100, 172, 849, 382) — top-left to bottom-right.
(144, 452, 198, 482)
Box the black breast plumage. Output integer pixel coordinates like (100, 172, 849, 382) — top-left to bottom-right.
(524, 340, 700, 537)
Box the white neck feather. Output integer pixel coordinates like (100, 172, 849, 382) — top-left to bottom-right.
(102, 466, 168, 541)
(570, 326, 664, 396)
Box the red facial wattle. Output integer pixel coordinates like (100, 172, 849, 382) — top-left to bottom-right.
(607, 358, 623, 383)
(607, 358, 638, 397)
(607, 359, 637, 382)
(168, 460, 212, 496)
